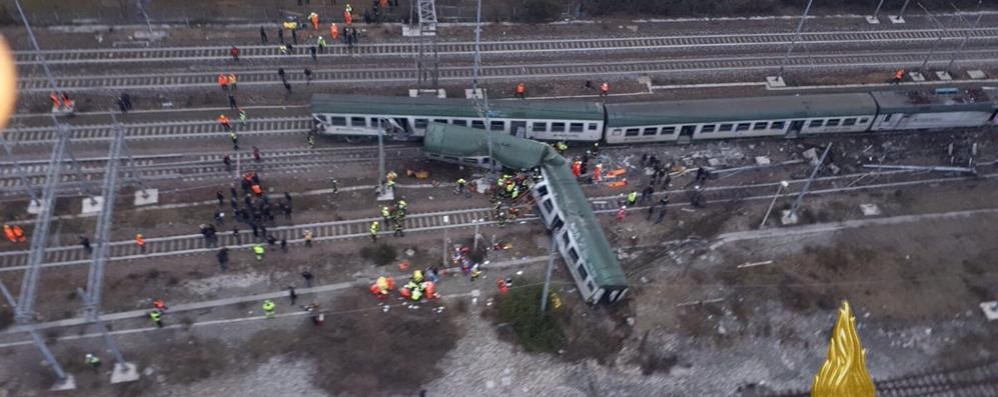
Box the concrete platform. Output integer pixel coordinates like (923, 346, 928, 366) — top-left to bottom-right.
(50, 375, 76, 391)
(111, 362, 140, 383)
(889, 15, 905, 24)
(133, 189, 159, 206)
(935, 71, 952, 80)
(765, 76, 786, 88)
(81, 197, 104, 214)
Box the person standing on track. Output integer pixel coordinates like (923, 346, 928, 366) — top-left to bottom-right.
(263, 299, 276, 318)
(135, 233, 146, 253)
(149, 310, 164, 328)
(515, 82, 526, 99)
(253, 243, 265, 261)
(330, 23, 339, 41)
(309, 12, 320, 30)
(304, 68, 313, 85)
(238, 108, 247, 125)
(218, 114, 231, 131)
(230, 46, 240, 61)
(252, 146, 261, 162)
(217, 73, 228, 91)
(600, 82, 609, 97)
(228, 95, 238, 110)
(230, 131, 239, 150)
(317, 36, 326, 53)
(260, 26, 268, 43)
(370, 221, 380, 242)
(302, 270, 314, 287)
(303, 230, 313, 247)
(79, 236, 92, 254)
(218, 247, 229, 271)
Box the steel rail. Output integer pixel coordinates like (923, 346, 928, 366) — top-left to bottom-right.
(3, 116, 311, 144)
(16, 48, 998, 93)
(12, 28, 998, 65)
(0, 167, 987, 271)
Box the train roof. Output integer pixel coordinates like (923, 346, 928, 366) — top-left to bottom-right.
(605, 93, 878, 127)
(423, 123, 626, 288)
(312, 94, 604, 121)
(870, 89, 998, 114)
(423, 122, 547, 170)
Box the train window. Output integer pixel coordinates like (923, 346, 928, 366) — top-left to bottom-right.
(532, 122, 547, 132)
(883, 114, 892, 122)
(700, 125, 716, 133)
(625, 128, 640, 137)
(859, 118, 869, 124)
(444, 156, 459, 161)
(771, 121, 786, 129)
(314, 115, 329, 123)
(543, 199, 554, 213)
(719, 124, 733, 132)
(843, 118, 857, 126)
(588, 123, 599, 130)
(586, 281, 595, 292)
(826, 119, 840, 127)
(415, 119, 429, 129)
(490, 121, 505, 131)
(570, 123, 584, 133)
(642, 127, 657, 136)
(561, 232, 570, 245)
(809, 120, 824, 127)
(433, 119, 449, 124)
(472, 120, 485, 129)
(551, 122, 566, 132)
(330, 116, 347, 126)
(576, 263, 589, 280)
(453, 119, 468, 127)
(351, 117, 367, 127)
(369, 117, 381, 127)
(568, 248, 580, 264)
(551, 217, 564, 231)
(661, 126, 676, 135)
(753, 122, 768, 130)
(736, 123, 751, 131)
(536, 185, 549, 197)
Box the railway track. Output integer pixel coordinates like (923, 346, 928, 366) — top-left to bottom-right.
(3, 116, 311, 144)
(13, 28, 998, 65)
(17, 48, 998, 93)
(0, 167, 988, 272)
(874, 359, 998, 396)
(0, 145, 422, 195)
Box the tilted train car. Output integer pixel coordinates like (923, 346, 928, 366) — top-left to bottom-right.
(869, 89, 998, 131)
(312, 94, 605, 142)
(423, 123, 629, 304)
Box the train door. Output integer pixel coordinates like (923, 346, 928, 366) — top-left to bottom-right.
(786, 120, 805, 138)
(511, 121, 527, 137)
(677, 125, 696, 144)
(389, 117, 412, 138)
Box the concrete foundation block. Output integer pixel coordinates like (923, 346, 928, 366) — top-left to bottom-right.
(110, 362, 140, 383)
(967, 70, 986, 80)
(765, 76, 786, 88)
(50, 375, 76, 391)
(133, 189, 159, 206)
(81, 197, 104, 214)
(889, 15, 905, 24)
(27, 200, 43, 215)
(780, 210, 799, 225)
(908, 71, 925, 82)
(865, 16, 880, 24)
(935, 71, 952, 81)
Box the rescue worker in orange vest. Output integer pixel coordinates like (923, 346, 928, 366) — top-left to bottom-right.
(218, 74, 228, 91)
(135, 233, 146, 253)
(152, 299, 168, 312)
(60, 93, 73, 111)
(251, 184, 263, 196)
(344, 10, 353, 25)
(893, 69, 905, 84)
(571, 160, 582, 178)
(497, 278, 509, 294)
(49, 92, 61, 111)
(380, 0, 388, 10)
(11, 225, 25, 242)
(594, 163, 603, 183)
(309, 12, 320, 30)
(3, 224, 16, 243)
(218, 114, 231, 131)
(330, 23, 340, 40)
(422, 281, 437, 299)
(599, 82, 609, 97)
(515, 82, 526, 99)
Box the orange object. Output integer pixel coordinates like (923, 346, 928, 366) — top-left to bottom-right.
(11, 225, 25, 242)
(49, 92, 61, 108)
(369, 283, 383, 296)
(424, 282, 437, 299)
(398, 260, 409, 271)
(3, 224, 16, 242)
(344, 11, 352, 25)
(218, 114, 230, 125)
(379, 0, 388, 8)
(135, 234, 145, 246)
(330, 23, 339, 40)
(895, 69, 905, 79)
(153, 299, 167, 310)
(497, 280, 509, 294)
(593, 164, 603, 182)
(399, 288, 412, 299)
(515, 82, 525, 94)
(251, 184, 263, 196)
(606, 168, 626, 178)
(310, 14, 320, 30)
(600, 82, 609, 94)
(607, 180, 628, 188)
(571, 161, 581, 177)
(217, 74, 228, 87)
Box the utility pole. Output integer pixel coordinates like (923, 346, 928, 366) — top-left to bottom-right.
(136, 0, 153, 37)
(0, 132, 41, 208)
(414, 0, 439, 89)
(867, 0, 886, 24)
(890, 0, 912, 23)
(945, 1, 984, 72)
(786, 144, 831, 223)
(772, 0, 814, 86)
(916, 3, 950, 76)
(471, 0, 497, 179)
(759, 181, 790, 229)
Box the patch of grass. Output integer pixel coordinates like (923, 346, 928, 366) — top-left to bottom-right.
(494, 284, 564, 353)
(359, 244, 397, 266)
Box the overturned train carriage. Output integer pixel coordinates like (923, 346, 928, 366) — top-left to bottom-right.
(423, 123, 628, 304)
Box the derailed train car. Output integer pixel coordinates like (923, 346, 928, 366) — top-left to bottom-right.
(423, 123, 628, 304)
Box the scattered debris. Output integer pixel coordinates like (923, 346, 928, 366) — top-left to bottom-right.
(736, 260, 774, 269)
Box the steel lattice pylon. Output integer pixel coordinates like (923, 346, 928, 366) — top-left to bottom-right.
(415, 0, 439, 88)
